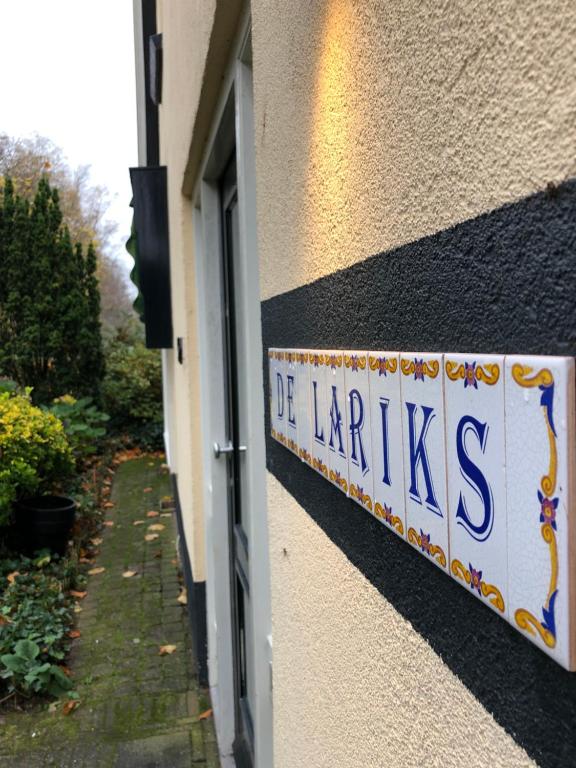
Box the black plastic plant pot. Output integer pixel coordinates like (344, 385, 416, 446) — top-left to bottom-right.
(15, 495, 76, 556)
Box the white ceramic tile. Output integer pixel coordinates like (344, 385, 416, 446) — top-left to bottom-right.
(343, 351, 373, 511)
(505, 355, 575, 669)
(368, 352, 406, 538)
(285, 350, 299, 456)
(269, 349, 285, 445)
(400, 353, 449, 572)
(294, 350, 313, 467)
(444, 353, 507, 617)
(325, 352, 349, 494)
(308, 350, 329, 479)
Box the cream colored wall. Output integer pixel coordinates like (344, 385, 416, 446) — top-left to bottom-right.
(268, 476, 535, 768)
(156, 0, 218, 582)
(251, 1, 576, 765)
(252, 0, 576, 300)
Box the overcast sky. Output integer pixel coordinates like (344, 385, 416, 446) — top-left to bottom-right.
(1, 0, 138, 271)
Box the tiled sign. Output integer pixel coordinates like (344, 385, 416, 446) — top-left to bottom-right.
(268, 348, 576, 670)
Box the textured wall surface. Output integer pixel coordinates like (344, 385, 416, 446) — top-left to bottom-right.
(252, 0, 576, 766)
(156, 0, 217, 581)
(252, 0, 576, 300)
(267, 474, 535, 768)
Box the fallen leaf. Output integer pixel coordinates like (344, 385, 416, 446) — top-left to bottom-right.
(79, 557, 93, 565)
(160, 512, 172, 518)
(198, 708, 213, 720)
(63, 700, 80, 715)
(158, 644, 177, 656)
(48, 701, 60, 714)
(153, 552, 163, 559)
(103, 479, 112, 487)
(144, 533, 159, 542)
(143, 487, 153, 493)
(0, 615, 12, 625)
(171, 559, 179, 566)
(90, 537, 103, 546)
(177, 589, 187, 605)
(146, 510, 160, 518)
(148, 461, 154, 466)
(6, 571, 19, 584)
(103, 501, 115, 509)
(70, 590, 87, 599)
(68, 630, 81, 639)
(103, 520, 114, 527)
(88, 567, 106, 576)
(74, 604, 82, 614)
(107, 467, 115, 475)
(133, 520, 145, 526)
(122, 570, 137, 578)
(147, 523, 165, 532)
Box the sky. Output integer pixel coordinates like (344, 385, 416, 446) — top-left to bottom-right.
(1, 0, 138, 274)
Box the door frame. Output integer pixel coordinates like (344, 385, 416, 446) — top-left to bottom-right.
(193, 18, 273, 768)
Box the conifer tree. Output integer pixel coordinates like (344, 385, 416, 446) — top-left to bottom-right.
(0, 176, 104, 401)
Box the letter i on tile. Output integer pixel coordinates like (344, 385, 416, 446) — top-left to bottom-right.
(400, 352, 449, 571)
(285, 351, 299, 456)
(444, 353, 507, 616)
(309, 350, 329, 478)
(505, 355, 576, 670)
(368, 352, 406, 537)
(326, 351, 349, 493)
(344, 351, 373, 510)
(295, 350, 313, 467)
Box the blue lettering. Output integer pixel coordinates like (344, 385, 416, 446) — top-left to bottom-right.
(276, 372, 284, 420)
(379, 398, 391, 486)
(349, 389, 368, 474)
(312, 380, 325, 445)
(406, 402, 441, 514)
(456, 415, 494, 542)
(287, 375, 296, 426)
(329, 386, 345, 456)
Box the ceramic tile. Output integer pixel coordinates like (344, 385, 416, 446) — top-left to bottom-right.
(325, 352, 350, 494)
(505, 355, 575, 669)
(342, 351, 373, 511)
(284, 351, 299, 456)
(400, 353, 449, 572)
(444, 353, 507, 616)
(294, 350, 313, 467)
(368, 352, 406, 537)
(308, 350, 329, 479)
(269, 349, 283, 445)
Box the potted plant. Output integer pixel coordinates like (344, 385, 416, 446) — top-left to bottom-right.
(0, 389, 75, 554)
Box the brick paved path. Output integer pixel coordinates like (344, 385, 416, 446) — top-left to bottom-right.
(0, 456, 220, 767)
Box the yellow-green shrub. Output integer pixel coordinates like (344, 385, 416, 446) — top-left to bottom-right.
(0, 391, 74, 525)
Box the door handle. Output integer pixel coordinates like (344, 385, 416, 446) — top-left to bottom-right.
(213, 442, 247, 459)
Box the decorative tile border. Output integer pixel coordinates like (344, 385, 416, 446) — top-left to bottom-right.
(269, 348, 576, 670)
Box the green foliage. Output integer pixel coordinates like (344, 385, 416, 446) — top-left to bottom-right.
(0, 553, 75, 698)
(46, 395, 110, 464)
(0, 391, 74, 525)
(102, 327, 163, 449)
(0, 177, 105, 403)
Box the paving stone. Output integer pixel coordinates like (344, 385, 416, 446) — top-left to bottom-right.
(1, 457, 220, 768)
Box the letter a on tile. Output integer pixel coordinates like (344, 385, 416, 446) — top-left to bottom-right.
(326, 352, 349, 493)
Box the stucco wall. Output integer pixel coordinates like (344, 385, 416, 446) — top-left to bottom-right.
(252, 1, 576, 767)
(156, 0, 217, 581)
(252, 0, 576, 300)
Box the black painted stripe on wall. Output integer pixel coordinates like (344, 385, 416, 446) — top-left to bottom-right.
(261, 180, 576, 768)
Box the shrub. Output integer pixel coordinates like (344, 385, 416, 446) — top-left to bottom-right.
(0, 553, 75, 698)
(0, 391, 74, 526)
(102, 331, 163, 449)
(46, 395, 110, 465)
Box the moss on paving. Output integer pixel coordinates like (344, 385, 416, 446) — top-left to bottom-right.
(0, 457, 220, 767)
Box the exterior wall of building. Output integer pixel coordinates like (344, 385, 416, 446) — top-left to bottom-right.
(155, 0, 218, 582)
(253, 2, 576, 768)
(149, 0, 576, 766)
